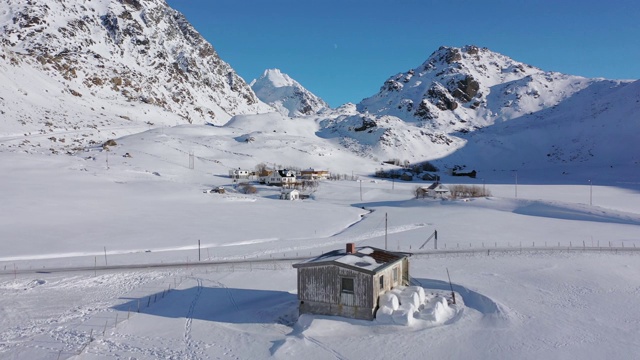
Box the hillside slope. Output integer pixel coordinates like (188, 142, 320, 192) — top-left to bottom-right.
(0, 0, 272, 153)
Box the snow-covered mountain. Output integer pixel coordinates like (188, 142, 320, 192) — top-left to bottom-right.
(251, 69, 328, 117)
(357, 45, 631, 134)
(0, 0, 273, 153)
(299, 45, 637, 173)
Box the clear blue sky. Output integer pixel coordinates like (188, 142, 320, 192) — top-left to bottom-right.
(166, 0, 639, 108)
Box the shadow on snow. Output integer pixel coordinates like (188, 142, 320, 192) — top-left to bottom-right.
(112, 285, 298, 325)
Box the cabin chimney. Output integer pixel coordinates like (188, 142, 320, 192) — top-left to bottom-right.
(346, 243, 356, 254)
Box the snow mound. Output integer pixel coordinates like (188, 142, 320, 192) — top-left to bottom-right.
(392, 308, 415, 326)
(376, 286, 462, 327)
(425, 295, 455, 324)
(379, 292, 399, 310)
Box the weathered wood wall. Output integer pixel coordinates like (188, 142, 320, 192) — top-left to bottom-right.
(297, 265, 374, 308)
(296, 259, 408, 320)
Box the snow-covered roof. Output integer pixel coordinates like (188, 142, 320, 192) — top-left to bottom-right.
(277, 170, 296, 177)
(293, 246, 409, 274)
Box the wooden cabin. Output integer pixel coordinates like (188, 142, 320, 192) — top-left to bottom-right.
(292, 243, 410, 320)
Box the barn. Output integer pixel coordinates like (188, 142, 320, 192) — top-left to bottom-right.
(292, 243, 411, 320)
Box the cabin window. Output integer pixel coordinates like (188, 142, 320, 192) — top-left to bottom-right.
(393, 267, 398, 284)
(379, 275, 384, 290)
(341, 277, 354, 294)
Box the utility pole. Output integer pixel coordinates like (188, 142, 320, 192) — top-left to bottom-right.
(589, 179, 593, 206)
(198, 239, 201, 261)
(359, 180, 362, 201)
(385, 213, 388, 250)
(446, 268, 456, 304)
(514, 171, 518, 198)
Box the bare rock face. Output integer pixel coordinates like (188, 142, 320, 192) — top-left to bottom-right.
(451, 75, 480, 102)
(0, 0, 271, 127)
(427, 84, 458, 111)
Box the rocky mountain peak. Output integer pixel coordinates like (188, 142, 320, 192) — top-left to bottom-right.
(357, 45, 590, 133)
(0, 0, 271, 126)
(258, 69, 295, 87)
(250, 68, 328, 117)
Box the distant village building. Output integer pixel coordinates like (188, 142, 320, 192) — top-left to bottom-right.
(293, 243, 411, 321)
(280, 188, 300, 200)
(417, 182, 449, 198)
(400, 172, 413, 181)
(258, 169, 273, 184)
(229, 169, 250, 183)
(265, 169, 297, 187)
(300, 168, 330, 180)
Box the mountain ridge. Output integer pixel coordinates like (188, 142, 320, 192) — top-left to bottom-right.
(250, 68, 328, 117)
(0, 0, 273, 153)
(356, 45, 628, 134)
(0, 0, 636, 177)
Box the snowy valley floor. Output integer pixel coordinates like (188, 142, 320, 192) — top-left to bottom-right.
(1, 149, 639, 359)
(2, 253, 640, 359)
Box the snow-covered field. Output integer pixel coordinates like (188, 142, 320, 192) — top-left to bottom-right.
(1, 124, 639, 359)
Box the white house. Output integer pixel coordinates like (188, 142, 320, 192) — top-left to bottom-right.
(417, 182, 449, 198)
(265, 169, 297, 187)
(280, 188, 300, 200)
(229, 169, 250, 182)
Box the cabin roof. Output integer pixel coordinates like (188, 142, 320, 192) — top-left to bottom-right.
(292, 246, 410, 274)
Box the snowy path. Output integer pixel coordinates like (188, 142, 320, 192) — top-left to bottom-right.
(183, 278, 204, 359)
